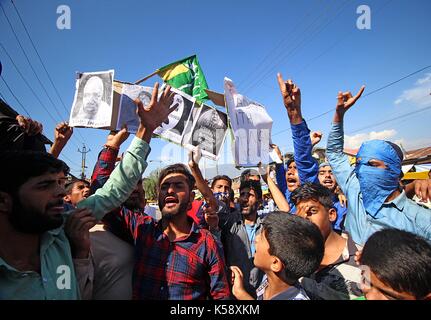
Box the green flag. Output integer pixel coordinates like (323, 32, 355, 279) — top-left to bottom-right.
(157, 55, 209, 103)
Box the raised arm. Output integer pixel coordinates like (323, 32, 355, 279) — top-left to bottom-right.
(49, 122, 73, 158)
(326, 86, 365, 193)
(89, 128, 129, 194)
(264, 165, 291, 212)
(188, 147, 220, 232)
(271, 144, 288, 196)
(276, 73, 318, 184)
(77, 83, 175, 220)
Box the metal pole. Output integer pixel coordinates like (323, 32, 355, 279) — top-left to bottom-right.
(77, 143, 91, 180)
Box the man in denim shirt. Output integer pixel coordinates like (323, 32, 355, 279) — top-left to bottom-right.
(326, 85, 431, 245)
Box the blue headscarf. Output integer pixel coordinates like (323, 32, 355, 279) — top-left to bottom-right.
(355, 140, 402, 217)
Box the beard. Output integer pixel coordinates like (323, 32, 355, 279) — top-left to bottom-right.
(160, 201, 189, 221)
(240, 202, 258, 216)
(9, 194, 64, 234)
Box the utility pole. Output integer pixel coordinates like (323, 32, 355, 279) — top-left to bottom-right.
(78, 143, 91, 180)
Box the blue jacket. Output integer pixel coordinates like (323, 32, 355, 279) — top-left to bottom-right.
(275, 120, 319, 213)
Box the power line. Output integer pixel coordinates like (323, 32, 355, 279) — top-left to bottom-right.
(1, 75, 84, 164)
(0, 42, 59, 124)
(240, 1, 337, 92)
(59, 153, 81, 169)
(347, 104, 431, 135)
(0, 42, 85, 150)
(272, 65, 431, 136)
(9, 0, 87, 144)
(0, 1, 65, 120)
(10, 0, 71, 116)
(6, 1, 88, 145)
(294, 0, 393, 79)
(0, 75, 31, 116)
(243, 0, 351, 94)
(0, 89, 7, 102)
(236, 0, 326, 90)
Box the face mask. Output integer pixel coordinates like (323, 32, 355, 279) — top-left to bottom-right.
(355, 140, 402, 217)
(214, 191, 229, 202)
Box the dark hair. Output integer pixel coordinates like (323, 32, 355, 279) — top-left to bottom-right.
(360, 229, 431, 299)
(263, 212, 324, 284)
(229, 188, 235, 201)
(240, 169, 260, 183)
(158, 163, 195, 191)
(65, 179, 90, 195)
(290, 182, 334, 209)
(285, 158, 295, 169)
(385, 141, 404, 162)
(239, 180, 263, 201)
(211, 175, 232, 188)
(0, 150, 69, 195)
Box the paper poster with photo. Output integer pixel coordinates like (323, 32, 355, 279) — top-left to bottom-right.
(154, 87, 195, 145)
(184, 104, 228, 160)
(69, 70, 114, 128)
(224, 77, 273, 167)
(116, 84, 153, 133)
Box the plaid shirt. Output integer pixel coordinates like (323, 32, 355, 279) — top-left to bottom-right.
(90, 146, 118, 195)
(127, 214, 230, 300)
(90, 147, 230, 300)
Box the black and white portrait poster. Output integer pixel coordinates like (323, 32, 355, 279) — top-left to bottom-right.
(154, 87, 195, 145)
(69, 70, 114, 128)
(185, 104, 228, 160)
(117, 84, 153, 133)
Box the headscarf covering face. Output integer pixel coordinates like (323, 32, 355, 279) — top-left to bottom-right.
(355, 140, 402, 217)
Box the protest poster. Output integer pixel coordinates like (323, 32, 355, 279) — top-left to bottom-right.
(69, 70, 114, 128)
(116, 84, 153, 133)
(224, 77, 273, 167)
(184, 104, 228, 160)
(153, 87, 195, 146)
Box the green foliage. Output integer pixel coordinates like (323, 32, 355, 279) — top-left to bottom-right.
(143, 169, 159, 201)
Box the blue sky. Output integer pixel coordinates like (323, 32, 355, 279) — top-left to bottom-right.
(1, 0, 430, 178)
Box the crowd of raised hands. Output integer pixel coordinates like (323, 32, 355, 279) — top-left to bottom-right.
(1, 74, 430, 301)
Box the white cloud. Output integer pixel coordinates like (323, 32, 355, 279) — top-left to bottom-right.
(344, 129, 397, 149)
(398, 137, 431, 150)
(394, 73, 431, 107)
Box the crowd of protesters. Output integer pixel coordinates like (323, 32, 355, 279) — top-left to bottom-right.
(1, 74, 430, 301)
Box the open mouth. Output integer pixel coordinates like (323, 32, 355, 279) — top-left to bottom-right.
(287, 178, 297, 187)
(241, 205, 249, 212)
(164, 196, 179, 208)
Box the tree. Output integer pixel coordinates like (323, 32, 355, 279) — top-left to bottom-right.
(143, 169, 159, 201)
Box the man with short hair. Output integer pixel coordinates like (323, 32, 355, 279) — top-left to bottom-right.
(104, 162, 230, 300)
(240, 169, 260, 183)
(318, 163, 347, 232)
(211, 175, 233, 209)
(0, 82, 176, 299)
(231, 212, 324, 300)
(326, 85, 431, 245)
(359, 228, 431, 300)
(291, 182, 363, 300)
(219, 179, 265, 298)
(64, 179, 90, 207)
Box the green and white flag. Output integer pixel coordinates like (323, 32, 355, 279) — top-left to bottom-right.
(157, 55, 209, 103)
